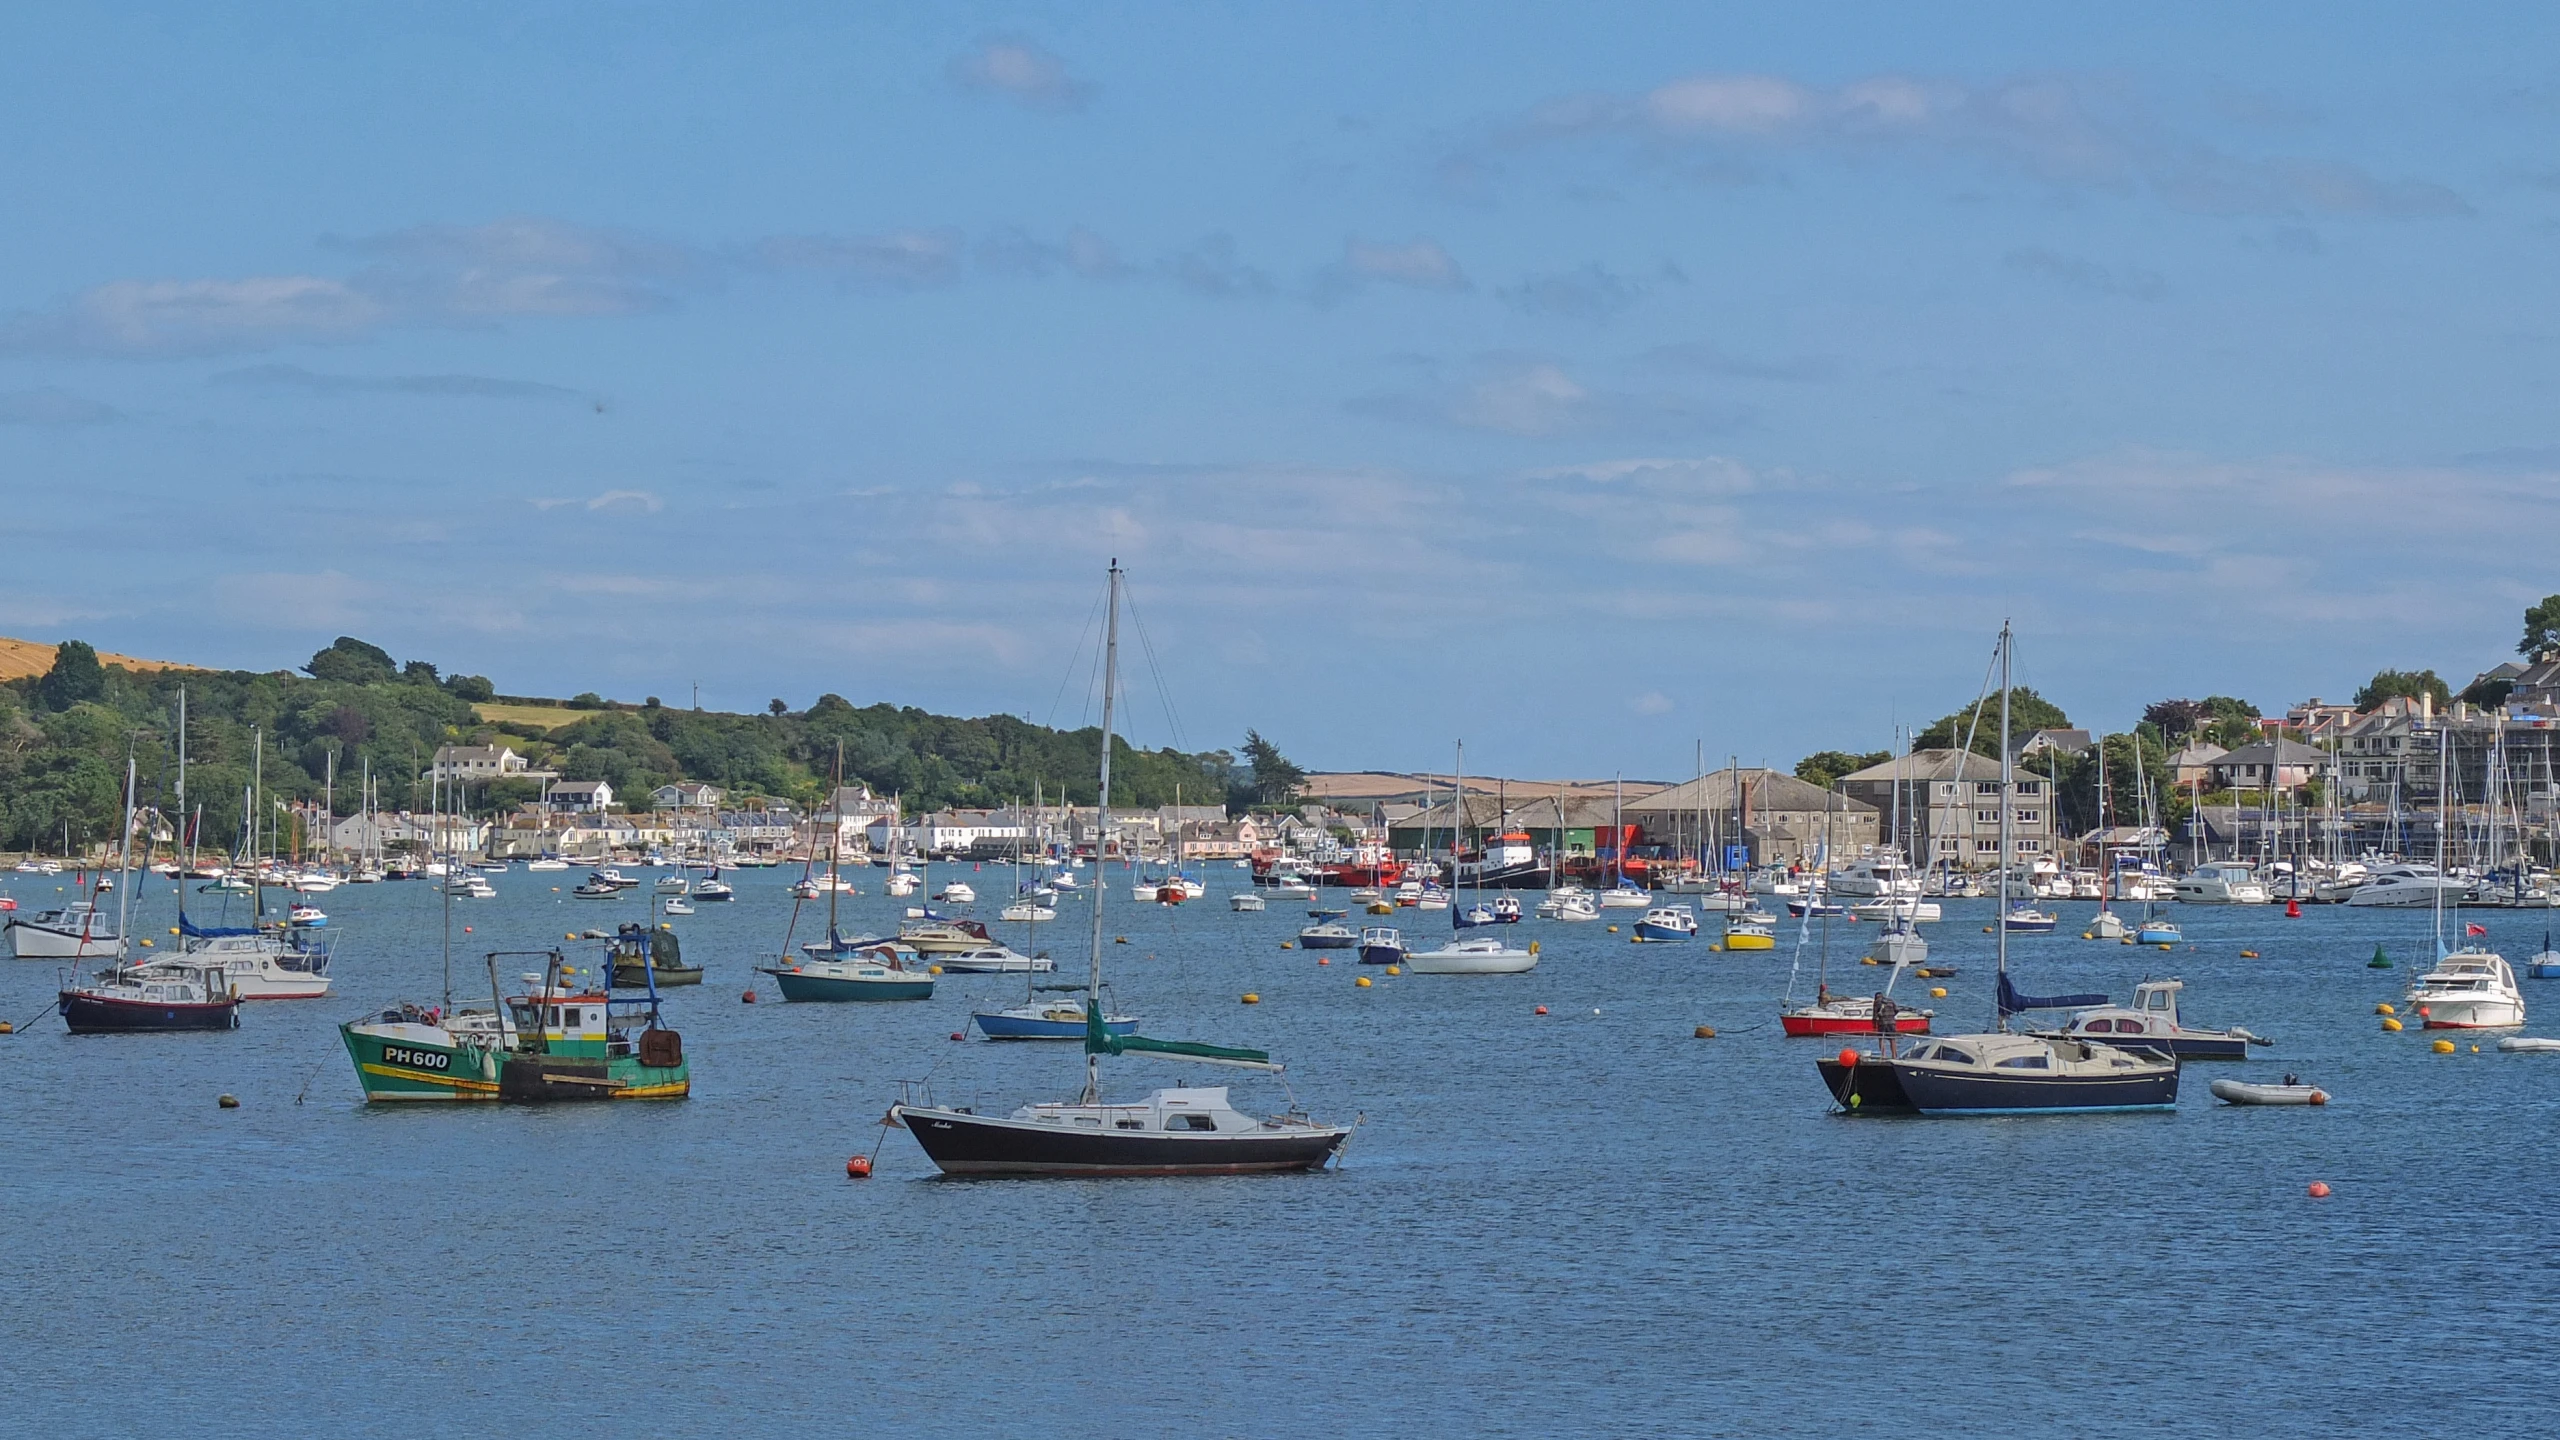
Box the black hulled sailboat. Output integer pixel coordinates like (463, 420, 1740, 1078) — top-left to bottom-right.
(1829, 623, 2178, 1115)
(890, 563, 1354, 1176)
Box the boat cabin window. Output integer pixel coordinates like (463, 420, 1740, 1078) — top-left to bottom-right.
(1115, 1119, 1143, 1129)
(1167, 1113, 1217, 1131)
(1994, 1054, 2050, 1069)
(2144, 992, 2169, 1010)
(2081, 1018, 2115, 1032)
(1073, 1115, 1103, 1126)
(1932, 1047, 1973, 1066)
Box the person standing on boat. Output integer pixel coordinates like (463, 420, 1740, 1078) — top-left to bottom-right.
(1873, 991, 1899, 1035)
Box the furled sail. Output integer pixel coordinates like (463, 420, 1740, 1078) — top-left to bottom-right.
(1086, 1010, 1279, 1071)
(1996, 971, 2109, 1017)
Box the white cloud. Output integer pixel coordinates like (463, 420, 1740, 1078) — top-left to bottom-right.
(0, 387, 121, 425)
(1492, 70, 2466, 219)
(1629, 690, 1675, 715)
(1352, 358, 1741, 438)
(754, 229, 969, 289)
(214, 569, 369, 630)
(948, 37, 1092, 112)
(0, 276, 386, 358)
(1325, 238, 1470, 297)
(2003, 247, 2166, 300)
(1643, 75, 1815, 134)
(586, 490, 663, 514)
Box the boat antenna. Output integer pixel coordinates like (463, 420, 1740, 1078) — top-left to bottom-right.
(174, 687, 188, 933)
(1084, 561, 1121, 1106)
(112, 745, 138, 974)
(828, 740, 844, 944)
(1995, 621, 2012, 1032)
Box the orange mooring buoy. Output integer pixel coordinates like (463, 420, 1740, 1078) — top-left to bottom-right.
(741, 988, 758, 1003)
(1837, 1047, 1858, 1068)
(2285, 898, 2302, 918)
(1534, 1005, 1549, 1015)
(846, 1155, 872, 1178)
(2307, 1180, 2330, 1198)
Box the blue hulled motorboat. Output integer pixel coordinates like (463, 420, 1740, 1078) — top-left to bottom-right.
(1358, 927, 1407, 965)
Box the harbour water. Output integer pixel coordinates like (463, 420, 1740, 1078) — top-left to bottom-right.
(4, 867, 2554, 1435)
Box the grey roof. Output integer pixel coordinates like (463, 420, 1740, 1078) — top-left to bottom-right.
(1834, 749, 2004, 785)
(2210, 737, 2325, 767)
(1628, 768, 1878, 817)
(1395, 794, 1620, 830)
(2009, 728, 2093, 756)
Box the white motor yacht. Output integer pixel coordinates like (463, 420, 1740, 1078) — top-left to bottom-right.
(2173, 862, 2270, 905)
(1406, 935, 1538, 974)
(933, 945, 1056, 974)
(6, 900, 125, 960)
(1831, 856, 1922, 899)
(1536, 890, 1600, 922)
(938, 881, 978, 904)
(1847, 898, 1941, 924)
(2408, 950, 2525, 1029)
(2345, 864, 2470, 909)
(170, 923, 334, 999)
(1229, 892, 1266, 912)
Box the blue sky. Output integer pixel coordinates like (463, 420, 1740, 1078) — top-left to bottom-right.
(6, 3, 2559, 775)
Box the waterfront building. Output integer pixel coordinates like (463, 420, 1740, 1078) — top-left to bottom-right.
(1630, 769, 1880, 868)
(1834, 750, 2050, 870)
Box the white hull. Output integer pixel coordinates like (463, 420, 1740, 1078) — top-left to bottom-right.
(7, 923, 124, 960)
(1406, 942, 1538, 974)
(2419, 999, 2525, 1028)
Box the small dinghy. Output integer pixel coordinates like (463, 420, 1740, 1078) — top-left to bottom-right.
(2209, 1077, 2328, 1106)
(2495, 1036, 2560, 1053)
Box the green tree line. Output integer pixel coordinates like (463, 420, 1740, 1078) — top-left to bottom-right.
(0, 637, 1272, 855)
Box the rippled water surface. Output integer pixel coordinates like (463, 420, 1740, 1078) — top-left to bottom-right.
(5, 865, 2555, 1436)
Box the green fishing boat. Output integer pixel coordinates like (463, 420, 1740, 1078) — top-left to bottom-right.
(339, 947, 689, 1102)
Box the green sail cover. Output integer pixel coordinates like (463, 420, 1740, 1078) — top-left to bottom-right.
(1085, 1009, 1278, 1070)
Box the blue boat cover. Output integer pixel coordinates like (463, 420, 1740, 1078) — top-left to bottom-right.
(179, 915, 258, 938)
(1996, 971, 2109, 1016)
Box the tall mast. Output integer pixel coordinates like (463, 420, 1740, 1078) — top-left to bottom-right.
(1455, 740, 1466, 912)
(827, 740, 844, 941)
(1995, 622, 2012, 1031)
(174, 688, 189, 928)
(2435, 719, 2450, 960)
(113, 751, 137, 969)
(1084, 562, 1121, 1105)
(252, 728, 265, 922)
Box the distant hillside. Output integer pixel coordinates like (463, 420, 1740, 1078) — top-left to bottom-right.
(0, 636, 197, 683)
(0, 634, 1250, 855)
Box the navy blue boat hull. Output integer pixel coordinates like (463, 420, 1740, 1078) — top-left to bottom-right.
(58, 991, 241, 1033)
(1817, 1055, 1914, 1113)
(897, 1107, 1351, 1176)
(1890, 1062, 2178, 1115)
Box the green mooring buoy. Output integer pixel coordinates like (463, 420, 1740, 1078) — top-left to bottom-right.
(2368, 944, 2392, 970)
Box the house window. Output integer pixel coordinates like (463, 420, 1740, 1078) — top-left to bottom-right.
(2017, 781, 2040, 797)
(1937, 839, 1961, 852)
(2017, 840, 2040, 852)
(1975, 782, 2001, 796)
(2015, 810, 2039, 824)
(1976, 839, 1999, 852)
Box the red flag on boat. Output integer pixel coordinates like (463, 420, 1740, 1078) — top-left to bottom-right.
(2466, 923, 2488, 936)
